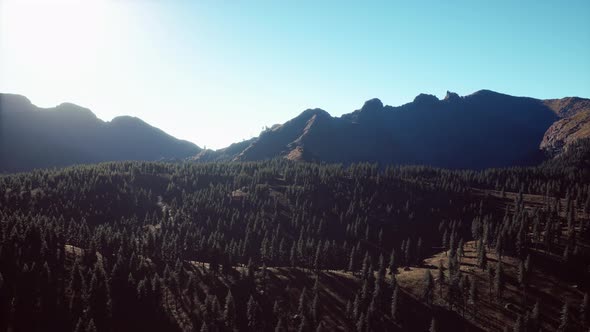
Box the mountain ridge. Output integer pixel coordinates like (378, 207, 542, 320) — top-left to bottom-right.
(195, 89, 590, 169)
(0, 93, 201, 172)
(3, 89, 589, 172)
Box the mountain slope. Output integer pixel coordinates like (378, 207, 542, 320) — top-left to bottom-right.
(540, 97, 590, 155)
(198, 90, 590, 169)
(0, 94, 200, 172)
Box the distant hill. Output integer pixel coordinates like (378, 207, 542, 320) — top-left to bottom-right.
(0, 94, 200, 172)
(195, 90, 590, 169)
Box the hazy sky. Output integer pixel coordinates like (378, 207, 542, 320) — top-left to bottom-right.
(1, 0, 589, 149)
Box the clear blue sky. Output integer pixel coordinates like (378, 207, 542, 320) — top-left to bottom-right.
(1, 0, 589, 149)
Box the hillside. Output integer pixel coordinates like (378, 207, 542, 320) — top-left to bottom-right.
(0, 94, 201, 172)
(195, 90, 590, 169)
(0, 150, 588, 331)
(541, 97, 590, 156)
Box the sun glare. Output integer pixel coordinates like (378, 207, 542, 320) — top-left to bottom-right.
(1, 0, 114, 106)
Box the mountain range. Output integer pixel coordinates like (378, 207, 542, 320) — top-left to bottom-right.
(1, 90, 589, 172)
(0, 94, 200, 172)
(195, 90, 590, 169)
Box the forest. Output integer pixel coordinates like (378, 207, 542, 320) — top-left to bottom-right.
(0, 138, 589, 332)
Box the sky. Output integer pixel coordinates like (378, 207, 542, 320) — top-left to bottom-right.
(1, 0, 589, 149)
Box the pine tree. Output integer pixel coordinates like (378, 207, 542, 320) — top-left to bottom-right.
(313, 244, 322, 272)
(275, 317, 285, 332)
(315, 321, 324, 332)
(460, 275, 470, 315)
(247, 295, 260, 330)
(477, 240, 487, 271)
(458, 238, 464, 263)
(313, 276, 320, 295)
(298, 287, 308, 318)
(423, 269, 434, 305)
(469, 279, 478, 317)
(517, 260, 527, 305)
(345, 300, 352, 318)
(361, 276, 371, 302)
(391, 285, 399, 321)
(356, 312, 364, 332)
(312, 293, 320, 323)
(429, 317, 437, 332)
(85, 319, 97, 332)
(437, 260, 445, 298)
(558, 303, 569, 332)
(361, 252, 371, 278)
(405, 238, 412, 266)
(298, 315, 310, 332)
(581, 292, 588, 327)
(388, 248, 397, 275)
(442, 230, 449, 256)
(223, 289, 236, 328)
(529, 300, 541, 332)
(348, 248, 356, 274)
(88, 261, 112, 328)
(371, 274, 382, 308)
(513, 315, 522, 332)
(378, 254, 386, 280)
(494, 262, 505, 300)
(416, 237, 423, 266)
(352, 293, 360, 320)
(73, 318, 84, 332)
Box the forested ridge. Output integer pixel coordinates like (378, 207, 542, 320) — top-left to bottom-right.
(1, 139, 589, 331)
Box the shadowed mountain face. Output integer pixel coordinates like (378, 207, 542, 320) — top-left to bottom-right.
(0, 94, 200, 172)
(196, 90, 589, 169)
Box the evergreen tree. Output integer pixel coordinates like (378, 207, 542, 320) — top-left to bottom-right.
(247, 295, 261, 330)
(388, 248, 397, 275)
(348, 248, 356, 274)
(405, 238, 412, 267)
(429, 317, 437, 332)
(581, 292, 588, 327)
(315, 320, 325, 332)
(530, 301, 541, 332)
(275, 317, 285, 332)
(494, 262, 505, 300)
(223, 290, 236, 328)
(74, 318, 84, 332)
(423, 269, 434, 305)
(558, 303, 569, 332)
(298, 287, 308, 318)
(85, 319, 97, 332)
(469, 279, 478, 317)
(442, 230, 449, 256)
(391, 285, 399, 321)
(416, 237, 423, 266)
(513, 315, 522, 332)
(356, 312, 364, 332)
(312, 293, 320, 323)
(88, 261, 112, 328)
(477, 240, 487, 271)
(361, 252, 371, 279)
(352, 293, 360, 321)
(437, 260, 445, 298)
(298, 315, 310, 332)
